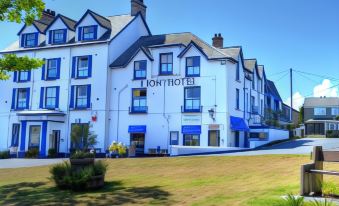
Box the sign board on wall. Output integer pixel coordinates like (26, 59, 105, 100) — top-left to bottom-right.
(182, 115, 201, 125)
(141, 77, 195, 88)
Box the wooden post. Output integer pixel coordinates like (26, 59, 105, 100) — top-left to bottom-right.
(300, 163, 315, 195)
(312, 146, 324, 195)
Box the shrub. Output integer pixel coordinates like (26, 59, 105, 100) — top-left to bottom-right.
(70, 150, 95, 159)
(310, 199, 334, 206)
(0, 150, 10, 159)
(282, 194, 304, 206)
(48, 148, 57, 158)
(50, 160, 107, 191)
(25, 148, 39, 158)
(93, 160, 108, 176)
(109, 141, 127, 157)
(326, 130, 339, 138)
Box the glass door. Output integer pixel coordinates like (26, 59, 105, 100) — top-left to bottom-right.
(130, 133, 145, 155)
(29, 125, 41, 149)
(208, 130, 220, 147)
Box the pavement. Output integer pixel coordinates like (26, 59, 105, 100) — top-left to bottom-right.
(2, 138, 339, 168)
(208, 138, 339, 156)
(0, 158, 66, 169)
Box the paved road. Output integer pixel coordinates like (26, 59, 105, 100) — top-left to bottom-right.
(0, 158, 66, 169)
(211, 138, 339, 156)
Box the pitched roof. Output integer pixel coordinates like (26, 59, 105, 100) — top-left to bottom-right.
(219, 47, 241, 60)
(3, 14, 139, 53)
(257, 65, 264, 79)
(304, 97, 339, 107)
(75, 9, 112, 30)
(59, 15, 77, 31)
(266, 80, 282, 101)
(244, 59, 257, 73)
(110, 32, 235, 68)
(17, 12, 55, 35)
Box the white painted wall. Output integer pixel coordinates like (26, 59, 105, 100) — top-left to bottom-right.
(249, 128, 289, 148)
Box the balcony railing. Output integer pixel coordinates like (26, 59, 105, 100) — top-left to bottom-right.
(181, 106, 203, 113)
(129, 106, 148, 114)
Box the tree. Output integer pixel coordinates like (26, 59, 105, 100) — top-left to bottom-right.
(0, 0, 45, 25)
(0, 0, 46, 80)
(0, 54, 44, 80)
(298, 106, 304, 124)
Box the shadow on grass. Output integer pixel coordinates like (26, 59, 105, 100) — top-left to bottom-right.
(0, 181, 172, 205)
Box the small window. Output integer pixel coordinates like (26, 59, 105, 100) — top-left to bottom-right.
(160, 53, 173, 75)
(183, 134, 200, 146)
(332, 108, 339, 116)
(186, 56, 200, 77)
(77, 57, 89, 78)
(132, 89, 147, 113)
(18, 71, 29, 82)
(236, 89, 240, 110)
(76, 85, 88, 108)
(23, 33, 37, 47)
(52, 29, 66, 44)
(82, 26, 96, 40)
(45, 87, 57, 109)
(134, 60, 147, 79)
(170, 131, 179, 145)
(252, 74, 255, 89)
(11, 124, 20, 147)
(251, 96, 255, 112)
(184, 87, 201, 112)
(17, 88, 28, 109)
(47, 59, 58, 79)
(314, 107, 326, 116)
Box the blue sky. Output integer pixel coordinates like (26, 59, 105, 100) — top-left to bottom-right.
(1, 0, 339, 109)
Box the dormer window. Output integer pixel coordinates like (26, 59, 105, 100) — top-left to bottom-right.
(21, 33, 38, 47)
(50, 29, 66, 44)
(79, 25, 98, 41)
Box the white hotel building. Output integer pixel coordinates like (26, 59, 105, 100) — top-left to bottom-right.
(0, 0, 288, 157)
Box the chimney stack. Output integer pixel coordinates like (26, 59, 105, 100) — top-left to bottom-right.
(131, 0, 147, 19)
(212, 33, 224, 48)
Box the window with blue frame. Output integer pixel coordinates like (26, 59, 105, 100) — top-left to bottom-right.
(186, 56, 200, 77)
(18, 71, 29, 82)
(47, 59, 58, 79)
(22, 33, 38, 47)
(45, 87, 57, 109)
(183, 134, 200, 146)
(76, 85, 89, 108)
(184, 87, 201, 112)
(82, 26, 97, 40)
(51, 29, 66, 44)
(160, 53, 173, 75)
(16, 88, 29, 109)
(134, 60, 147, 79)
(132, 89, 147, 113)
(170, 131, 179, 145)
(73, 56, 92, 78)
(236, 62, 240, 81)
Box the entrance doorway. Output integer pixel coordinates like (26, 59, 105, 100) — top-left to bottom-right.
(50, 130, 60, 153)
(208, 130, 220, 146)
(130, 133, 145, 155)
(29, 125, 41, 149)
(235, 131, 240, 147)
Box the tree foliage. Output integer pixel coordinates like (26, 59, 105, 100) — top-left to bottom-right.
(0, 54, 44, 80)
(0, 0, 45, 25)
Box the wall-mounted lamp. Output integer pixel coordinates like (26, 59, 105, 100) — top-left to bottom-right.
(208, 108, 215, 120)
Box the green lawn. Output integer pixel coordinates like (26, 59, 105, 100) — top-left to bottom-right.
(1, 155, 339, 206)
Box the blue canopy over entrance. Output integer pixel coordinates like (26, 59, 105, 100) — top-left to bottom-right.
(128, 125, 147, 133)
(230, 116, 250, 132)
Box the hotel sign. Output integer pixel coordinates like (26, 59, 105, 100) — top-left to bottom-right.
(141, 77, 195, 87)
(182, 115, 201, 125)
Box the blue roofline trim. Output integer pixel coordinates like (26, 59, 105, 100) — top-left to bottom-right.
(177, 41, 209, 60)
(109, 12, 152, 44)
(44, 14, 76, 33)
(17, 23, 41, 36)
(74, 9, 111, 30)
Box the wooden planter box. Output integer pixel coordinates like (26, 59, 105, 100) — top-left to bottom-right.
(87, 175, 105, 189)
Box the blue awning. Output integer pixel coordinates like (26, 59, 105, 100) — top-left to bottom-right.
(230, 116, 250, 132)
(128, 125, 146, 133)
(182, 125, 201, 134)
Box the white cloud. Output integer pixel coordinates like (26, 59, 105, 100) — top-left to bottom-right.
(284, 92, 304, 111)
(313, 79, 338, 97)
(284, 79, 339, 111)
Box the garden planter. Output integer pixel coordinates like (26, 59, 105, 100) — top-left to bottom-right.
(87, 175, 105, 189)
(70, 158, 94, 166)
